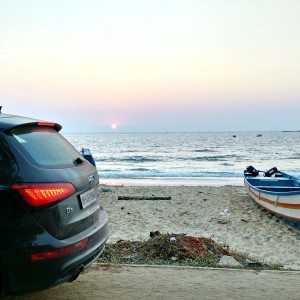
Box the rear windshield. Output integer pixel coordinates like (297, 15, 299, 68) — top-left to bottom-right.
(8, 126, 82, 168)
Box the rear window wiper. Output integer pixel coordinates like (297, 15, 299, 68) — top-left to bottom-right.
(73, 157, 85, 165)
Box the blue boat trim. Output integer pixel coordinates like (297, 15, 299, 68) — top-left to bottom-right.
(249, 185, 300, 196)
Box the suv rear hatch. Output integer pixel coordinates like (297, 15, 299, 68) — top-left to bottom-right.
(5, 123, 101, 240)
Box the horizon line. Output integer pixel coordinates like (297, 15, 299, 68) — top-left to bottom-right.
(62, 129, 300, 134)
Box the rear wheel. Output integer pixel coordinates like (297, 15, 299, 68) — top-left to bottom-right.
(0, 260, 8, 296)
(0, 274, 4, 296)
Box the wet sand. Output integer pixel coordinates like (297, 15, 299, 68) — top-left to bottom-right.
(100, 177, 243, 187)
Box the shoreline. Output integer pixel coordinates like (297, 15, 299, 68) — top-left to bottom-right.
(99, 177, 244, 187)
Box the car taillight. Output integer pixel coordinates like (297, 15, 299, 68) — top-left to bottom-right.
(36, 121, 62, 131)
(30, 238, 89, 261)
(10, 183, 76, 207)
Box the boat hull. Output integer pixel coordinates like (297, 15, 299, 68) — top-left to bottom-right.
(244, 179, 300, 220)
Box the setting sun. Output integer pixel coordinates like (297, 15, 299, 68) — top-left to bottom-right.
(111, 124, 117, 130)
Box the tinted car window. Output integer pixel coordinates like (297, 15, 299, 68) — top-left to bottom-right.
(0, 142, 18, 182)
(8, 126, 82, 168)
(0, 145, 5, 161)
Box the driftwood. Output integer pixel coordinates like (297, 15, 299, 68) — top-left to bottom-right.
(118, 196, 171, 201)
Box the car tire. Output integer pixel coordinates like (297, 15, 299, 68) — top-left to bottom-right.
(0, 259, 8, 296)
(0, 274, 4, 296)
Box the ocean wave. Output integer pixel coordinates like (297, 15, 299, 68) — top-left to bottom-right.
(96, 154, 241, 163)
(220, 162, 234, 166)
(288, 154, 300, 160)
(128, 168, 152, 171)
(190, 155, 241, 161)
(193, 149, 216, 153)
(99, 169, 116, 172)
(120, 150, 139, 153)
(96, 156, 160, 163)
(97, 169, 242, 179)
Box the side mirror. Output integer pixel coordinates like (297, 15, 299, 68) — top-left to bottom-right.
(80, 148, 96, 167)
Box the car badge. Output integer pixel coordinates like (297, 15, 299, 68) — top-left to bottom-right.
(66, 207, 73, 214)
(88, 175, 95, 185)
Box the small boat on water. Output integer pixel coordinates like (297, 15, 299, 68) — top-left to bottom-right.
(244, 166, 300, 227)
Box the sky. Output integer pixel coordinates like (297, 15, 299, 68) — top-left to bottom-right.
(0, 0, 300, 133)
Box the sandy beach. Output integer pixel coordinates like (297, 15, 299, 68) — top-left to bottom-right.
(100, 185, 300, 269)
(11, 265, 300, 300)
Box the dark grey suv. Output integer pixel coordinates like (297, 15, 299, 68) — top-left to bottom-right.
(0, 113, 109, 295)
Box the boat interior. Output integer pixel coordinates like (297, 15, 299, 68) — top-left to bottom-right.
(246, 178, 300, 193)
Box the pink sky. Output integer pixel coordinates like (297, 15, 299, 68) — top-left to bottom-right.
(1, 1, 300, 132)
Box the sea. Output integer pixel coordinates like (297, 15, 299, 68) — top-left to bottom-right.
(64, 132, 300, 186)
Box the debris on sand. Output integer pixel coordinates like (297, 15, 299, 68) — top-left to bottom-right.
(99, 187, 112, 193)
(100, 232, 241, 267)
(99, 232, 282, 270)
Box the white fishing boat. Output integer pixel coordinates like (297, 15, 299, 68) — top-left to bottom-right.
(244, 166, 300, 227)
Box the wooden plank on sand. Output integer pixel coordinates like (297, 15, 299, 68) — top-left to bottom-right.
(118, 196, 171, 201)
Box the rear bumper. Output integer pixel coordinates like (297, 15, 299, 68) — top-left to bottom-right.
(52, 225, 108, 287)
(2, 207, 109, 295)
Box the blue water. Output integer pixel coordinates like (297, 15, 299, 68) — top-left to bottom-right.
(64, 132, 300, 181)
